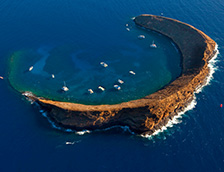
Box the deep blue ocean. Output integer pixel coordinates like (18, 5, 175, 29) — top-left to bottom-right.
(0, 0, 224, 171)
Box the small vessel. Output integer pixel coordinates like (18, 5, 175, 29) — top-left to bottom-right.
(100, 62, 108, 68)
(138, 35, 145, 39)
(51, 74, 55, 78)
(118, 79, 124, 84)
(131, 17, 136, 20)
(126, 28, 130, 31)
(114, 85, 121, 90)
(0, 76, 3, 80)
(129, 70, 136, 75)
(62, 86, 69, 92)
(98, 86, 105, 91)
(61, 81, 69, 92)
(88, 89, 94, 94)
(66, 141, 75, 145)
(29, 66, 33, 71)
(125, 24, 129, 27)
(150, 41, 157, 48)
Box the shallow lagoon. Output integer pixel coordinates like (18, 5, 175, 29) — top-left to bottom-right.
(9, 24, 181, 105)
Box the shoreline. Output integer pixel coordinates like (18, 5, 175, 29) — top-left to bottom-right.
(19, 14, 217, 135)
(142, 44, 219, 138)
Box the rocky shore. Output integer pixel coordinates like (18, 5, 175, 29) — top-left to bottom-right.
(23, 14, 217, 135)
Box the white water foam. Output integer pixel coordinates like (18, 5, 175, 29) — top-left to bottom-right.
(141, 44, 219, 139)
(40, 111, 91, 135)
(141, 98, 197, 139)
(39, 109, 135, 135)
(195, 44, 219, 93)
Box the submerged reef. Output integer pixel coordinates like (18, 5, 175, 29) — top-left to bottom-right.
(18, 14, 217, 135)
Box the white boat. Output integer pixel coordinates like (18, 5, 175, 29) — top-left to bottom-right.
(150, 41, 157, 48)
(100, 62, 108, 68)
(98, 86, 105, 91)
(88, 89, 94, 94)
(118, 79, 124, 84)
(125, 24, 129, 27)
(61, 81, 69, 92)
(131, 17, 136, 20)
(126, 28, 130, 31)
(29, 66, 33, 71)
(114, 85, 121, 90)
(66, 141, 75, 145)
(129, 70, 136, 75)
(51, 74, 55, 78)
(62, 86, 69, 92)
(138, 35, 145, 39)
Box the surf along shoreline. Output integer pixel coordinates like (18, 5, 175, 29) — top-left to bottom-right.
(21, 14, 217, 136)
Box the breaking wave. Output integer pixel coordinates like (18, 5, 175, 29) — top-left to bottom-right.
(40, 109, 134, 135)
(39, 110, 91, 135)
(141, 44, 219, 139)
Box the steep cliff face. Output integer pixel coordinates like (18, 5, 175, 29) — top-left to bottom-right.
(24, 14, 217, 135)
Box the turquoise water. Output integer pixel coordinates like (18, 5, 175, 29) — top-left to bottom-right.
(8, 22, 181, 104)
(1, 0, 224, 171)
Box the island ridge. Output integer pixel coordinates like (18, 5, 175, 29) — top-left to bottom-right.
(20, 14, 217, 135)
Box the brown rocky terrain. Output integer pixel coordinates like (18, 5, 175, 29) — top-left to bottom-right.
(23, 14, 217, 135)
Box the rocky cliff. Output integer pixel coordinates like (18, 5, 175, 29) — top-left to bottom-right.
(24, 14, 217, 135)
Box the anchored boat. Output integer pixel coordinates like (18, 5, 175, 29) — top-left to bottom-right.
(114, 85, 121, 90)
(138, 35, 145, 39)
(150, 41, 157, 48)
(61, 81, 69, 92)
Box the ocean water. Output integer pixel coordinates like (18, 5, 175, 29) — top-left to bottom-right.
(7, 8, 181, 105)
(0, 0, 224, 171)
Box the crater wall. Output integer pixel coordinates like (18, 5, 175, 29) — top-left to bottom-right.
(23, 14, 217, 135)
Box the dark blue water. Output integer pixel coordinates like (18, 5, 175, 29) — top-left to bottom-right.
(0, 0, 224, 171)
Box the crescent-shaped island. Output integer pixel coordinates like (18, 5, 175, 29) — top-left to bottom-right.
(17, 14, 217, 136)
